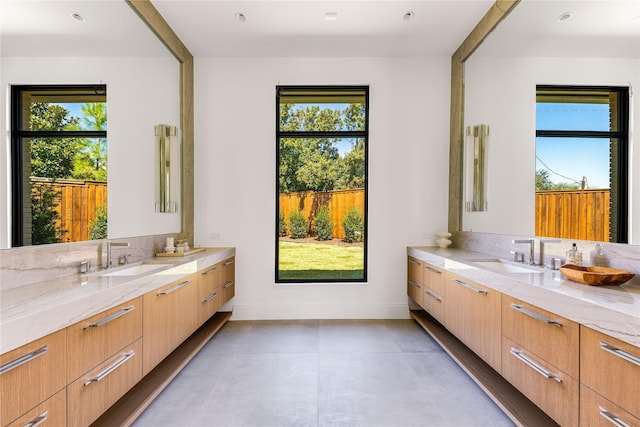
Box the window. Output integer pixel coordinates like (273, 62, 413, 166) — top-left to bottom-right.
(276, 86, 368, 283)
(11, 85, 107, 246)
(535, 86, 629, 242)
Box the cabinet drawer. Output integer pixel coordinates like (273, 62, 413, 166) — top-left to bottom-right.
(581, 326, 640, 419)
(407, 278, 424, 307)
(502, 337, 579, 427)
(197, 263, 222, 326)
(422, 286, 445, 324)
(407, 257, 423, 283)
(221, 257, 235, 307)
(5, 388, 66, 427)
(0, 328, 66, 426)
(423, 262, 445, 296)
(66, 297, 142, 382)
(502, 295, 579, 379)
(67, 338, 143, 427)
(580, 384, 640, 427)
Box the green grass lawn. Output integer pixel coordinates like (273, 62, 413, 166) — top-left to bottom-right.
(278, 241, 364, 280)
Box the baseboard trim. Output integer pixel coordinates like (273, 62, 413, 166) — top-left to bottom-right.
(231, 303, 410, 320)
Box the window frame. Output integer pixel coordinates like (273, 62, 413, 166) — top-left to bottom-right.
(275, 85, 369, 283)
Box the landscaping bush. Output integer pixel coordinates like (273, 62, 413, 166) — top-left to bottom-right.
(343, 208, 364, 243)
(278, 210, 287, 237)
(89, 206, 108, 240)
(314, 206, 333, 241)
(288, 210, 308, 239)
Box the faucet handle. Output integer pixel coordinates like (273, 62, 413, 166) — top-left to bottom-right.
(510, 251, 524, 263)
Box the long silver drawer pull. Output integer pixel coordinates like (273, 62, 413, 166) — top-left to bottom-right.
(408, 280, 421, 288)
(452, 279, 488, 295)
(84, 350, 135, 386)
(510, 348, 562, 383)
(203, 267, 218, 275)
(84, 306, 135, 330)
(0, 345, 48, 375)
(408, 258, 421, 265)
(157, 279, 192, 296)
(223, 281, 233, 289)
(510, 304, 562, 327)
(24, 411, 48, 427)
(425, 290, 442, 302)
(202, 292, 218, 303)
(224, 260, 234, 266)
(425, 266, 442, 274)
(599, 406, 632, 427)
(600, 341, 640, 367)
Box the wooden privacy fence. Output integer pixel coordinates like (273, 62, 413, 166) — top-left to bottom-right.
(536, 189, 610, 242)
(279, 188, 364, 239)
(31, 178, 107, 243)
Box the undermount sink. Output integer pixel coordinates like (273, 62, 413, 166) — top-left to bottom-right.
(469, 259, 543, 274)
(101, 263, 171, 277)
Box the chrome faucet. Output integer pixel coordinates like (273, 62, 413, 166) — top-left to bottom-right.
(539, 239, 561, 267)
(106, 241, 129, 268)
(512, 239, 535, 265)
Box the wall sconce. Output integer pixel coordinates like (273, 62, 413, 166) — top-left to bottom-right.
(465, 124, 489, 212)
(155, 124, 179, 213)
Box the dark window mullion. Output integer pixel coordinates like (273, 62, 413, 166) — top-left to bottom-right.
(536, 130, 623, 139)
(16, 130, 107, 138)
(278, 131, 365, 139)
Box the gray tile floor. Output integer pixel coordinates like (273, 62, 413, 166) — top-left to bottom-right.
(133, 319, 515, 427)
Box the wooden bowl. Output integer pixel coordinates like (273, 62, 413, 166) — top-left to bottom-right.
(559, 264, 635, 286)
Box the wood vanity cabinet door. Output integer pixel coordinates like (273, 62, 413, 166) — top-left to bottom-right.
(142, 273, 198, 375)
(502, 295, 579, 379)
(67, 339, 142, 427)
(444, 272, 502, 371)
(197, 263, 222, 327)
(422, 263, 445, 323)
(5, 388, 66, 427)
(220, 257, 235, 307)
(0, 328, 66, 426)
(66, 297, 143, 382)
(580, 384, 640, 427)
(407, 257, 424, 307)
(581, 326, 640, 419)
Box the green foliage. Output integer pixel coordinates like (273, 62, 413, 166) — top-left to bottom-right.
(313, 206, 333, 241)
(89, 206, 108, 240)
(279, 210, 287, 237)
(343, 208, 364, 243)
(536, 169, 581, 191)
(31, 182, 63, 245)
(288, 210, 308, 239)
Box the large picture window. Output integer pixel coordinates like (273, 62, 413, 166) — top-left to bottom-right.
(276, 86, 368, 283)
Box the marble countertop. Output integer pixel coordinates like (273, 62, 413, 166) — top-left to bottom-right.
(408, 246, 640, 348)
(0, 247, 235, 355)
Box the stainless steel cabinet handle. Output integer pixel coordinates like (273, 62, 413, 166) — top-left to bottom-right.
(157, 279, 192, 296)
(23, 411, 48, 427)
(202, 292, 218, 303)
(510, 304, 562, 327)
(425, 266, 442, 274)
(0, 345, 48, 375)
(408, 258, 421, 265)
(84, 350, 135, 386)
(452, 278, 488, 295)
(223, 281, 233, 289)
(425, 290, 442, 302)
(408, 280, 421, 288)
(510, 348, 562, 383)
(600, 341, 640, 367)
(224, 259, 234, 266)
(83, 306, 135, 330)
(203, 267, 218, 275)
(599, 406, 632, 427)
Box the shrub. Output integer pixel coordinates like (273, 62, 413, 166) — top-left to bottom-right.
(314, 206, 333, 241)
(288, 210, 308, 239)
(89, 206, 108, 240)
(343, 208, 364, 243)
(278, 210, 287, 237)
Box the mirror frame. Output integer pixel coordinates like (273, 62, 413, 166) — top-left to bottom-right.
(448, 0, 519, 232)
(126, 0, 194, 243)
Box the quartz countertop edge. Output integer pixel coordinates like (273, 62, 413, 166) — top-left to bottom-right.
(0, 247, 235, 355)
(408, 246, 640, 348)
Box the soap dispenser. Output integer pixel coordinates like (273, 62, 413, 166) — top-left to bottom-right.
(566, 243, 583, 266)
(589, 243, 609, 267)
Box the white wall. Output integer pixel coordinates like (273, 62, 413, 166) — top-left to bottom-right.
(194, 57, 451, 320)
(0, 56, 181, 248)
(463, 56, 640, 244)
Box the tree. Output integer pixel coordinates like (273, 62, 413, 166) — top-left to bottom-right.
(536, 169, 581, 191)
(70, 103, 108, 180)
(29, 103, 78, 179)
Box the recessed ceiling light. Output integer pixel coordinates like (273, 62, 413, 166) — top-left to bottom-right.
(325, 12, 338, 21)
(403, 11, 414, 21)
(71, 12, 85, 22)
(557, 12, 573, 23)
(235, 13, 246, 22)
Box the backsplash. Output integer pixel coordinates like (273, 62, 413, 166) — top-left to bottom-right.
(0, 234, 181, 290)
(453, 231, 640, 284)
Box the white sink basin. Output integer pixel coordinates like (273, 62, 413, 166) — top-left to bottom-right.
(101, 263, 171, 277)
(470, 259, 543, 274)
